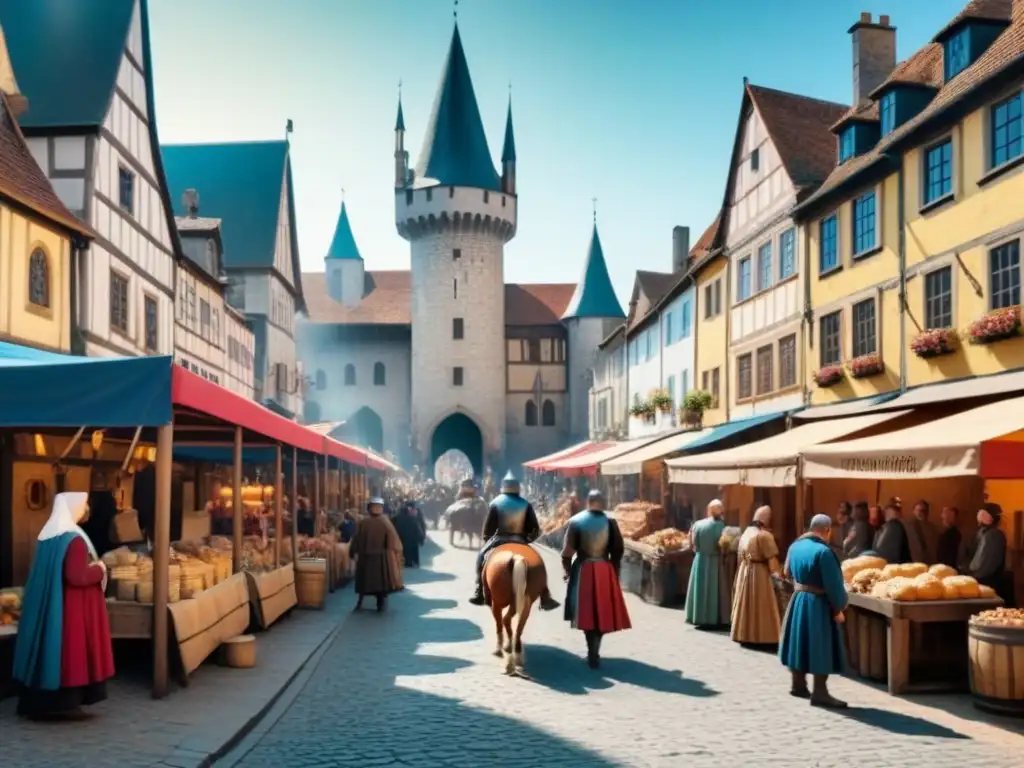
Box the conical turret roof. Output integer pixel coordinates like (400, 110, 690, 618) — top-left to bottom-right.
(562, 224, 625, 320)
(325, 201, 362, 261)
(395, 98, 405, 132)
(501, 98, 516, 163)
(413, 24, 500, 191)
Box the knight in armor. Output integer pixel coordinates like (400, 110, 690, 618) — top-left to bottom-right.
(562, 489, 631, 668)
(468, 471, 560, 611)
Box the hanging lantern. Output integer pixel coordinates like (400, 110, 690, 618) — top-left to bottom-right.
(91, 430, 105, 452)
(33, 433, 47, 457)
(146, 446, 157, 462)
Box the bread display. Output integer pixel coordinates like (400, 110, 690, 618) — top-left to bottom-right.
(970, 607, 1024, 627)
(842, 555, 887, 584)
(847, 561, 999, 603)
(640, 528, 687, 552)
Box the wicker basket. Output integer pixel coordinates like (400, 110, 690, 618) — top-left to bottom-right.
(110, 565, 139, 581)
(116, 579, 139, 602)
(136, 581, 154, 604)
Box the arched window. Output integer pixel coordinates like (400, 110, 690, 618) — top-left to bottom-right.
(524, 400, 538, 426)
(373, 361, 386, 386)
(28, 248, 49, 308)
(315, 369, 326, 390)
(344, 363, 356, 386)
(542, 399, 556, 426)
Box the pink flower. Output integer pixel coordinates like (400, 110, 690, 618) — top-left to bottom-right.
(968, 306, 1021, 344)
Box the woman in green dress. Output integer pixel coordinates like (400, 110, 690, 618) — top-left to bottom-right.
(685, 500, 726, 627)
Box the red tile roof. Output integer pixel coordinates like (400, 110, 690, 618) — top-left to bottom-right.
(0, 93, 90, 237)
(689, 215, 721, 260)
(801, 1, 1022, 211)
(747, 84, 849, 192)
(868, 43, 944, 98)
(302, 270, 575, 327)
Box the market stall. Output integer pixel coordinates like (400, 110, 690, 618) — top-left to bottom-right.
(523, 440, 597, 470)
(841, 557, 1004, 694)
(0, 344, 390, 697)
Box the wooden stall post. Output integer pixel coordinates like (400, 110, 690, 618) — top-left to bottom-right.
(232, 426, 243, 574)
(291, 448, 299, 565)
(274, 443, 284, 567)
(323, 454, 330, 512)
(313, 455, 321, 516)
(152, 421, 174, 699)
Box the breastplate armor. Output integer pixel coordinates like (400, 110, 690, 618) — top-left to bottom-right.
(574, 511, 610, 558)
(490, 493, 528, 535)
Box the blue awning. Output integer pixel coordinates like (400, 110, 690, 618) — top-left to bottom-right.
(681, 410, 787, 453)
(0, 342, 174, 428)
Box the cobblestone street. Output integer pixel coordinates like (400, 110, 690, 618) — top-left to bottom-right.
(226, 533, 1023, 768)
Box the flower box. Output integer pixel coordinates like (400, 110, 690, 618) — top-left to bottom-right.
(967, 306, 1021, 345)
(814, 365, 844, 388)
(847, 353, 884, 379)
(911, 328, 958, 359)
(649, 389, 674, 413)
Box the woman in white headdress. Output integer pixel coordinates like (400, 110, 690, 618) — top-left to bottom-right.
(12, 492, 115, 719)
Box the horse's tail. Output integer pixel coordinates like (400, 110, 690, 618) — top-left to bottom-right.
(511, 554, 528, 619)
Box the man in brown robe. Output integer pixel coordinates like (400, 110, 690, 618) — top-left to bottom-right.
(906, 500, 940, 565)
(350, 497, 404, 612)
(731, 506, 782, 646)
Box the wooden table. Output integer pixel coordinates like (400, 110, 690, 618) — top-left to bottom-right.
(845, 592, 1003, 694)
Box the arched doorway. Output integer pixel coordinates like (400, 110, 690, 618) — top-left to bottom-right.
(336, 406, 384, 454)
(429, 412, 483, 479)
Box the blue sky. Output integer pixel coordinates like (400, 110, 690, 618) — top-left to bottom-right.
(149, 0, 968, 305)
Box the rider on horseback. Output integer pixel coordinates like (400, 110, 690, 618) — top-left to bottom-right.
(469, 470, 560, 612)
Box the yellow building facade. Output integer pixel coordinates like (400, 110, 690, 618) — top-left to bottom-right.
(0, 40, 91, 353)
(693, 253, 729, 425)
(797, 8, 1024, 406)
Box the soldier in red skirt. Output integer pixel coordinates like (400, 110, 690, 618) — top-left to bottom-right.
(561, 490, 631, 668)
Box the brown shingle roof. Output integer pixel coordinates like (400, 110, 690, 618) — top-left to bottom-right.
(303, 270, 575, 327)
(505, 283, 575, 325)
(832, 100, 880, 131)
(869, 43, 944, 98)
(689, 215, 721, 260)
(635, 270, 677, 305)
(747, 84, 849, 191)
(933, 0, 1014, 42)
(801, 1, 1021, 211)
(0, 94, 90, 237)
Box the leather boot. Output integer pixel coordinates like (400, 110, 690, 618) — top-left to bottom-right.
(469, 561, 486, 605)
(376, 594, 387, 613)
(811, 674, 847, 708)
(353, 596, 364, 612)
(789, 670, 811, 699)
(585, 631, 601, 669)
(539, 587, 560, 611)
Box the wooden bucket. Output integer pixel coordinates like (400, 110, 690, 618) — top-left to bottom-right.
(295, 559, 327, 609)
(968, 621, 1024, 717)
(220, 634, 256, 668)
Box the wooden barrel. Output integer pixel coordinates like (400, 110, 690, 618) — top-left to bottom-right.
(968, 621, 1024, 717)
(220, 634, 256, 668)
(295, 559, 327, 609)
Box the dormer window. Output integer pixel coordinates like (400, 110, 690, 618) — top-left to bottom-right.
(944, 28, 970, 81)
(839, 127, 856, 163)
(879, 91, 897, 136)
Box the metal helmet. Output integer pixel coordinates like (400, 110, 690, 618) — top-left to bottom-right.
(500, 470, 520, 494)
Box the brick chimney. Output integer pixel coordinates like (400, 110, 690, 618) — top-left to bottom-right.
(672, 225, 690, 273)
(849, 12, 897, 105)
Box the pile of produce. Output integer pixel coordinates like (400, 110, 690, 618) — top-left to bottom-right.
(640, 528, 687, 552)
(614, 501, 667, 541)
(847, 560, 1000, 601)
(0, 587, 22, 626)
(971, 607, 1024, 627)
(718, 527, 742, 553)
(842, 555, 887, 584)
(541, 496, 576, 534)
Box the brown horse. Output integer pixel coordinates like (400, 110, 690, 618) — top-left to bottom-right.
(446, 502, 486, 548)
(482, 543, 548, 678)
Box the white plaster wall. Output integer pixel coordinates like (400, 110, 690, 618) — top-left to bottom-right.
(565, 316, 617, 442)
(264, 321, 302, 415)
(729, 219, 803, 343)
(298, 332, 412, 457)
(273, 166, 295, 287)
(661, 286, 696, 410)
(325, 259, 364, 307)
(589, 338, 628, 438)
(409, 228, 506, 458)
(224, 310, 255, 398)
(505, 391, 567, 467)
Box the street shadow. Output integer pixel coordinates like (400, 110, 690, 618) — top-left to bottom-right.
(523, 644, 719, 698)
(233, 590, 622, 767)
(399, 567, 455, 586)
(418, 536, 442, 567)
(833, 707, 969, 739)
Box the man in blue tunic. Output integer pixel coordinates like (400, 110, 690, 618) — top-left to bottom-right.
(778, 513, 849, 709)
(469, 471, 559, 611)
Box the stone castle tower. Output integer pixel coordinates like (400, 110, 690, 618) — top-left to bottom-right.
(394, 23, 517, 473)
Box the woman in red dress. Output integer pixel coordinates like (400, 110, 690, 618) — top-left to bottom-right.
(13, 492, 115, 719)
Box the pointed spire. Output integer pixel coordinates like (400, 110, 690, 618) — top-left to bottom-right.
(562, 221, 626, 320)
(413, 24, 500, 191)
(395, 80, 405, 131)
(325, 197, 362, 261)
(501, 92, 516, 163)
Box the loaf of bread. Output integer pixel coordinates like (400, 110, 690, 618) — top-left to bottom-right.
(928, 563, 957, 580)
(842, 555, 887, 584)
